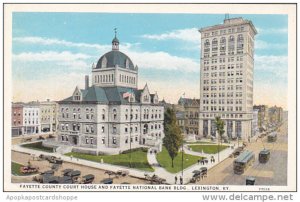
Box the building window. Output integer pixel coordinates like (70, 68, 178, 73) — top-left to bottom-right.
(113, 109, 117, 120)
(113, 137, 117, 144)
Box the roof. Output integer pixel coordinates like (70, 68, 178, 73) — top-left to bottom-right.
(178, 97, 200, 106)
(96, 50, 135, 70)
(112, 36, 119, 43)
(59, 85, 161, 105)
(259, 149, 270, 155)
(235, 150, 254, 164)
(199, 17, 257, 35)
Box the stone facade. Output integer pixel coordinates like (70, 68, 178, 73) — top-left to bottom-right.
(199, 17, 257, 140)
(57, 34, 164, 153)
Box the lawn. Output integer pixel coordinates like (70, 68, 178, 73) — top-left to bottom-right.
(65, 148, 154, 172)
(156, 147, 203, 173)
(11, 162, 37, 176)
(21, 141, 54, 153)
(184, 141, 216, 145)
(188, 144, 229, 154)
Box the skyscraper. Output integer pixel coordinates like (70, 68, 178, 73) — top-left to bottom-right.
(199, 17, 257, 140)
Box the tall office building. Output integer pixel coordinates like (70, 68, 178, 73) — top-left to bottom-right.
(199, 17, 257, 140)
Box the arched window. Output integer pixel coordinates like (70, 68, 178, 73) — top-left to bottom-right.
(220, 37, 226, 44)
(204, 39, 210, 47)
(212, 38, 218, 45)
(101, 56, 107, 68)
(113, 109, 117, 120)
(102, 109, 105, 120)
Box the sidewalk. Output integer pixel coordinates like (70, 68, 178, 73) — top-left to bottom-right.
(12, 143, 237, 185)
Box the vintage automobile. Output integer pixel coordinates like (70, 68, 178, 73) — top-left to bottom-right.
(81, 174, 95, 184)
(246, 177, 256, 185)
(19, 165, 39, 174)
(100, 178, 113, 184)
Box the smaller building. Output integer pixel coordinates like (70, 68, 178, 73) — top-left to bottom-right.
(268, 106, 283, 125)
(176, 97, 200, 136)
(175, 111, 185, 132)
(40, 99, 58, 133)
(11, 103, 24, 136)
(252, 109, 259, 137)
(23, 102, 40, 135)
(253, 105, 269, 132)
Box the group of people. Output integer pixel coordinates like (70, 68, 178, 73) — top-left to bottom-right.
(174, 175, 183, 185)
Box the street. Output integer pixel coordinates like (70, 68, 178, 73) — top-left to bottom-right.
(195, 118, 288, 186)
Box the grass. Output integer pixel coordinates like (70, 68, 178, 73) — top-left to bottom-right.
(11, 162, 37, 176)
(184, 141, 216, 145)
(65, 148, 154, 172)
(156, 147, 203, 173)
(188, 144, 229, 154)
(21, 141, 54, 153)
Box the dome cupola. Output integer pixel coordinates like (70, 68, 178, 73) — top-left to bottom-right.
(112, 28, 119, 51)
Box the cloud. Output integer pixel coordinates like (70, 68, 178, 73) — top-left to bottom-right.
(13, 36, 199, 72)
(254, 54, 288, 80)
(12, 51, 91, 62)
(126, 50, 199, 72)
(255, 40, 287, 50)
(141, 28, 200, 43)
(13, 72, 87, 102)
(256, 27, 288, 35)
(13, 36, 110, 51)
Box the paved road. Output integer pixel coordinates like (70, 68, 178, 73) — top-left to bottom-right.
(194, 119, 288, 186)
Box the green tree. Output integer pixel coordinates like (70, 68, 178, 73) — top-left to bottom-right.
(215, 116, 225, 142)
(215, 116, 225, 162)
(163, 108, 183, 168)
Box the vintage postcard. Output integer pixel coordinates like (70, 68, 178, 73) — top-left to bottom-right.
(3, 3, 297, 192)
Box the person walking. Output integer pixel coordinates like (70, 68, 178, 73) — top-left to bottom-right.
(174, 176, 178, 184)
(180, 176, 183, 185)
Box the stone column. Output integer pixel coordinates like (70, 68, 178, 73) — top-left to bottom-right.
(207, 119, 211, 137)
(232, 121, 236, 138)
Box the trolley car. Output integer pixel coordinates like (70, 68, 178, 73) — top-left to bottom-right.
(233, 150, 255, 175)
(259, 149, 270, 163)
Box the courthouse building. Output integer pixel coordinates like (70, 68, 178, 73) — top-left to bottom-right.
(57, 34, 164, 154)
(199, 17, 257, 140)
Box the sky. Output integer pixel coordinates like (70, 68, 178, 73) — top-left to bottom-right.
(12, 13, 288, 109)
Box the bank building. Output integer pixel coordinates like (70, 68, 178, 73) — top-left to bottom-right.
(54, 33, 164, 154)
(199, 17, 257, 140)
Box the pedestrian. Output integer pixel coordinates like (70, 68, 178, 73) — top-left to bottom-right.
(70, 155, 73, 161)
(180, 176, 183, 185)
(101, 158, 104, 164)
(175, 176, 178, 184)
(197, 159, 200, 165)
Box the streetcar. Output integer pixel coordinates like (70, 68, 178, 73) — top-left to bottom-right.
(259, 149, 270, 163)
(267, 132, 277, 142)
(233, 150, 255, 175)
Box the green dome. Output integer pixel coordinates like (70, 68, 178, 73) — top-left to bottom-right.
(96, 50, 135, 70)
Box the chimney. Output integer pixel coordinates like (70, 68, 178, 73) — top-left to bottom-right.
(85, 75, 89, 90)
